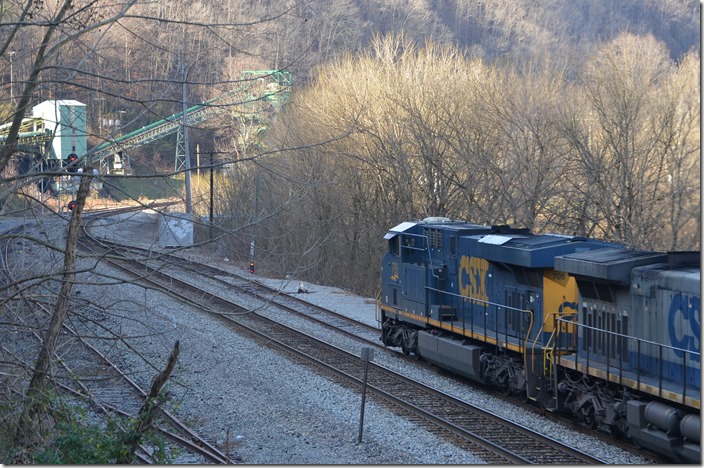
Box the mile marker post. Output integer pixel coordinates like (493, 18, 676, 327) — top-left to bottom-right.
(358, 347, 374, 444)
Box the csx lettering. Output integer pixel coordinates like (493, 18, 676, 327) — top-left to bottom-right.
(668, 293, 700, 362)
(459, 256, 489, 302)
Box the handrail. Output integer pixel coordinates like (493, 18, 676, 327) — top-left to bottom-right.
(0, 116, 46, 136)
(425, 286, 534, 350)
(555, 316, 698, 357)
(535, 312, 578, 377)
(553, 316, 700, 403)
(0, 130, 52, 142)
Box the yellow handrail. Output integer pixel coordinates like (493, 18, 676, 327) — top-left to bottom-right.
(528, 312, 578, 377)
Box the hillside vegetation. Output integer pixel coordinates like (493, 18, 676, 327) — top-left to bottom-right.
(0, 0, 700, 295)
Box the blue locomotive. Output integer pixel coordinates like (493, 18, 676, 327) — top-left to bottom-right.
(378, 217, 700, 463)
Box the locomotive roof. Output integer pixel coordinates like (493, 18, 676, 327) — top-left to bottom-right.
(630, 260, 701, 292)
(417, 217, 490, 231)
(384, 219, 496, 239)
(461, 233, 617, 268)
(555, 247, 667, 285)
(629, 252, 700, 293)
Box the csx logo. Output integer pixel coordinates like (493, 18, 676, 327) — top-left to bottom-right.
(459, 256, 489, 302)
(669, 293, 700, 362)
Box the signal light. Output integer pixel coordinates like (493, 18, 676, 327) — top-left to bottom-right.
(66, 153, 79, 173)
(249, 261, 255, 274)
(67, 200, 76, 211)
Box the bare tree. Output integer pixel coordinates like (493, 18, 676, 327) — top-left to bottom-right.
(14, 173, 92, 442)
(656, 50, 701, 250)
(0, 0, 138, 175)
(0, 0, 303, 459)
(257, 30, 699, 299)
(558, 33, 695, 249)
(0, 4, 699, 460)
(474, 60, 570, 231)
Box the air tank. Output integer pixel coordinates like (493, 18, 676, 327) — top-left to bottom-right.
(645, 401, 682, 434)
(680, 414, 701, 442)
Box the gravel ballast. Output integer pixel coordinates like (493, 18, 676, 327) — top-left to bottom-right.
(1, 212, 651, 464)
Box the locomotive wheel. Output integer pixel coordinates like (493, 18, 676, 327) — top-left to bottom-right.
(381, 331, 391, 347)
(500, 377, 511, 396)
(582, 404, 597, 429)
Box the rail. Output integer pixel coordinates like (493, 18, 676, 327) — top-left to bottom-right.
(79, 231, 602, 464)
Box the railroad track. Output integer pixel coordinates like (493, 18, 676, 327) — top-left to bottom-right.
(154, 228, 665, 463)
(1, 210, 232, 464)
(78, 225, 606, 464)
(81, 236, 383, 345)
(58, 313, 233, 464)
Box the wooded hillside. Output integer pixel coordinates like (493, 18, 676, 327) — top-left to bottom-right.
(0, 0, 700, 295)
